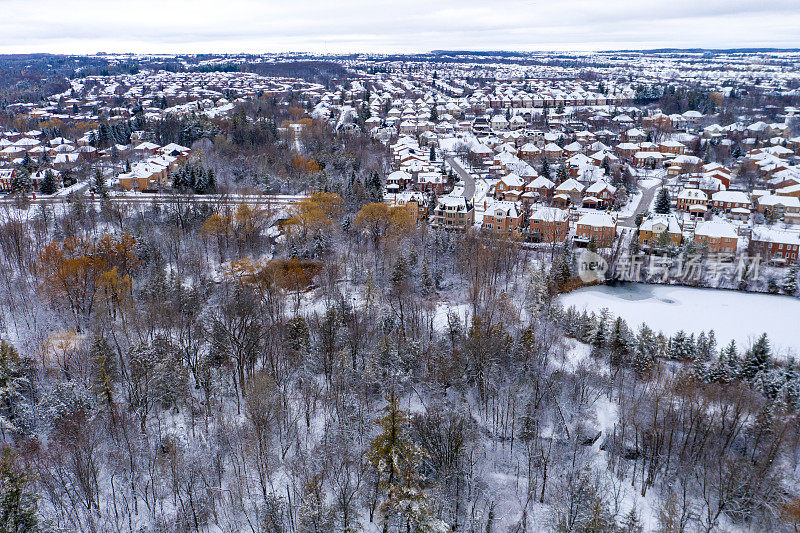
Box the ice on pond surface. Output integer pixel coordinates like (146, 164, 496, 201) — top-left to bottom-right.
(560, 283, 800, 356)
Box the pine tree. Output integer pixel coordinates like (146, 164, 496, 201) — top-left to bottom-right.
(19, 152, 33, 173)
(10, 170, 32, 195)
(767, 276, 780, 294)
(621, 506, 644, 533)
(0, 341, 29, 436)
(588, 309, 610, 349)
(90, 335, 117, 413)
(0, 449, 39, 531)
(633, 324, 657, 375)
(783, 265, 798, 295)
(93, 168, 108, 198)
(654, 188, 671, 214)
(609, 316, 631, 365)
(719, 340, 740, 382)
(743, 333, 771, 381)
(37, 150, 50, 170)
(556, 163, 568, 184)
(668, 330, 690, 360)
(421, 260, 434, 296)
(367, 389, 442, 532)
(429, 145, 436, 162)
(541, 157, 551, 179)
(39, 169, 58, 195)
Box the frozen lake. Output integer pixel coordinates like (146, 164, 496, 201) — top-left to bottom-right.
(559, 283, 800, 355)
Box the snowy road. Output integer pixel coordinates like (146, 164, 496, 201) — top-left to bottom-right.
(618, 179, 660, 228)
(445, 156, 476, 200)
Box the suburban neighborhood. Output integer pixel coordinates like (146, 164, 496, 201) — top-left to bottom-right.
(3, 44, 800, 533)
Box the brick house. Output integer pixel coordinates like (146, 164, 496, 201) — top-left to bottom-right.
(576, 213, 617, 248)
(482, 200, 522, 234)
(529, 206, 569, 243)
(711, 190, 751, 214)
(638, 215, 682, 247)
(693, 221, 738, 254)
(749, 227, 800, 263)
(432, 194, 474, 231)
(676, 188, 709, 213)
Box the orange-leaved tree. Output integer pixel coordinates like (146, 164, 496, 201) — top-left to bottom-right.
(38, 234, 138, 331)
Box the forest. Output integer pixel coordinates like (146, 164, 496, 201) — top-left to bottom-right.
(1, 90, 800, 533)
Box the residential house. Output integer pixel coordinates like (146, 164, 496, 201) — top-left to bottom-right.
(388, 191, 428, 223)
(482, 200, 522, 234)
(749, 227, 800, 263)
(576, 212, 617, 248)
(694, 221, 738, 253)
(528, 206, 569, 243)
(554, 178, 584, 204)
(758, 194, 800, 224)
(638, 215, 682, 247)
(583, 180, 617, 209)
(676, 188, 709, 215)
(432, 194, 474, 230)
(494, 173, 524, 200)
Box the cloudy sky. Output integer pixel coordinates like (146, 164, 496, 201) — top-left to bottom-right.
(1, 0, 799, 54)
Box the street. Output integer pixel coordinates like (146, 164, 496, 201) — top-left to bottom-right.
(445, 156, 476, 200)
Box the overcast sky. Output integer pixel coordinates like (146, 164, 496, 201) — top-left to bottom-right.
(2, 0, 799, 54)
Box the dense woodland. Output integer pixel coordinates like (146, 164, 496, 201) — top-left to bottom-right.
(2, 59, 800, 532)
(2, 170, 800, 533)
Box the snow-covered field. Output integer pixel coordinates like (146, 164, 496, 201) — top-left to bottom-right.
(560, 283, 800, 355)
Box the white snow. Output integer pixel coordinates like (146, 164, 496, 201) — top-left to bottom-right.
(560, 284, 800, 356)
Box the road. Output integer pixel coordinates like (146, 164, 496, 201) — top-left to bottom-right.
(445, 156, 476, 200)
(619, 180, 660, 228)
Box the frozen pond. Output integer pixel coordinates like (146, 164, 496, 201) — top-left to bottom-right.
(559, 283, 800, 355)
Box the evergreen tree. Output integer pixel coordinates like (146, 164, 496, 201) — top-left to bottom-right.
(92, 168, 108, 198)
(541, 157, 551, 179)
(19, 152, 33, 173)
(0, 449, 39, 531)
(609, 316, 631, 365)
(668, 330, 691, 360)
(621, 506, 644, 533)
(39, 169, 58, 195)
(633, 324, 657, 374)
(37, 150, 50, 170)
(767, 276, 780, 294)
(0, 341, 29, 435)
(720, 340, 740, 380)
(90, 335, 118, 412)
(654, 188, 671, 214)
(556, 163, 568, 184)
(421, 260, 434, 296)
(10, 170, 32, 195)
(588, 309, 610, 349)
(783, 265, 798, 295)
(367, 389, 442, 532)
(429, 145, 436, 162)
(742, 333, 771, 381)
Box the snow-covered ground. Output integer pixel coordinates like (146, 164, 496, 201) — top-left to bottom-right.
(560, 283, 800, 356)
